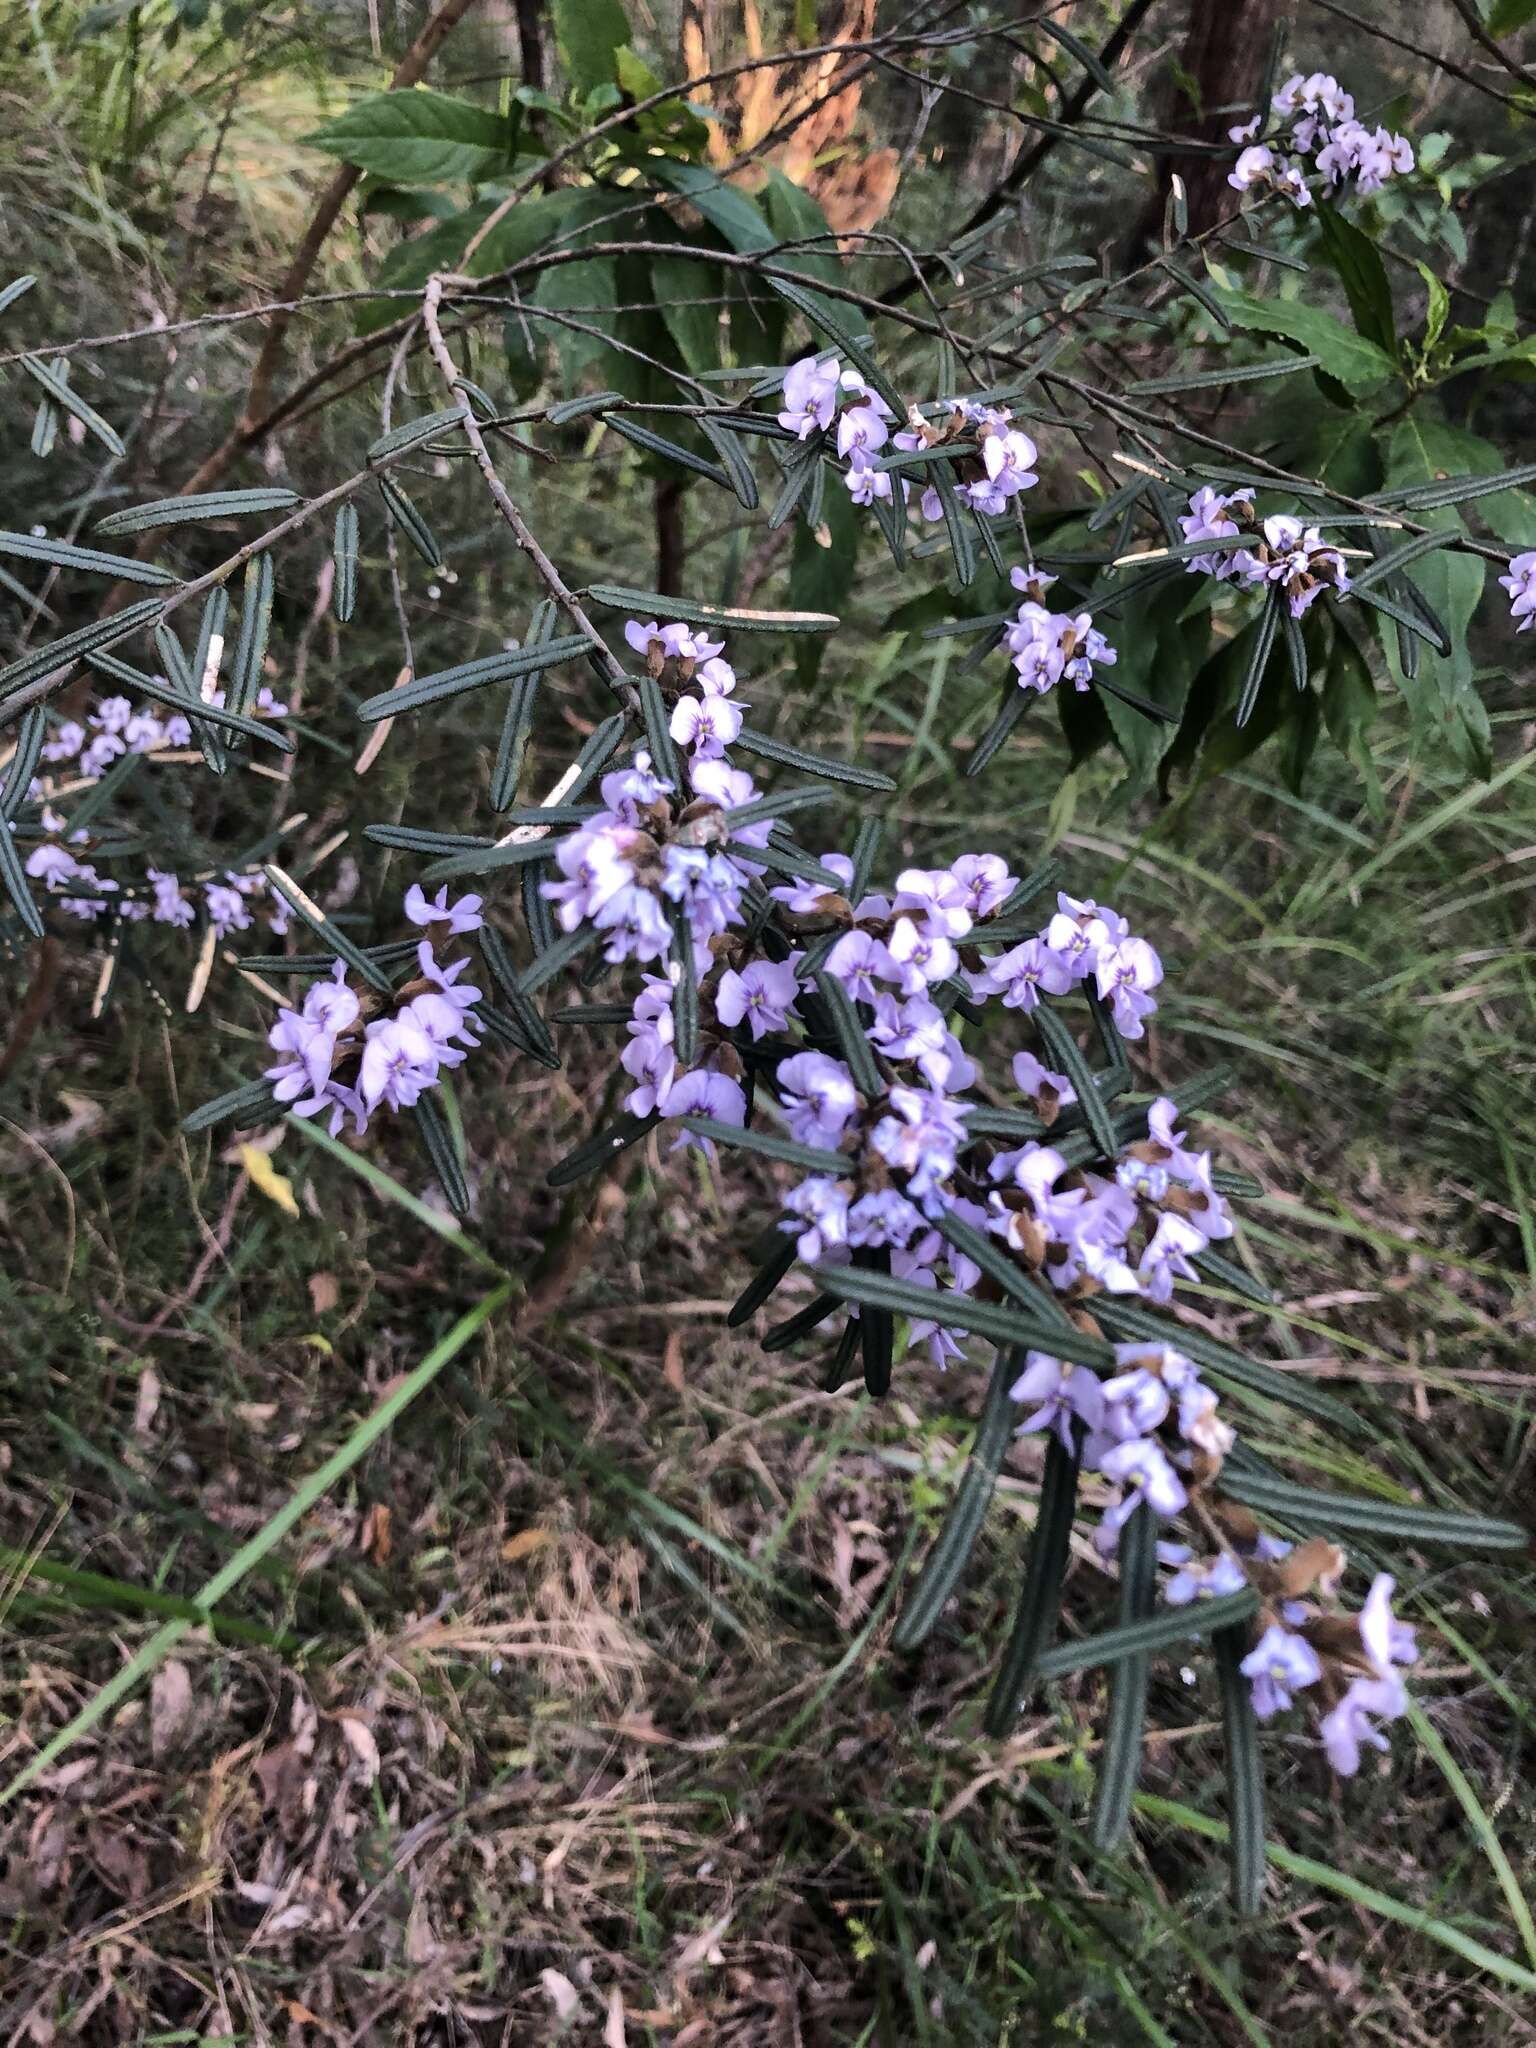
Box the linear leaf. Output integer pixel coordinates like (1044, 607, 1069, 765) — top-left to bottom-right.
(1034, 1002, 1121, 1157)
(89, 647, 291, 752)
(547, 1110, 662, 1188)
(1215, 1621, 1267, 1914)
(1127, 356, 1318, 395)
(378, 475, 442, 569)
(262, 864, 392, 993)
(227, 551, 274, 717)
(587, 583, 839, 634)
(0, 812, 44, 937)
(727, 1236, 799, 1327)
(818, 1264, 1117, 1367)
(333, 500, 359, 622)
(367, 404, 465, 461)
(182, 1078, 277, 1134)
(491, 599, 557, 810)
(984, 1434, 1081, 1734)
(19, 355, 123, 456)
(1, 707, 47, 821)
(1221, 1471, 1528, 1549)
(764, 274, 904, 418)
(1091, 1297, 1359, 1430)
(0, 596, 164, 702)
(893, 1346, 1021, 1647)
(679, 1116, 846, 1173)
(732, 724, 893, 788)
(812, 970, 882, 1095)
(1033, 1588, 1259, 1679)
(605, 413, 732, 488)
(0, 275, 37, 318)
(95, 486, 299, 535)
(1091, 1502, 1157, 1850)
(0, 530, 174, 586)
(356, 634, 591, 720)
(412, 1092, 470, 1218)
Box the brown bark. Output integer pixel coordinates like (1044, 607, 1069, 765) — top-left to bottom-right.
(1132, 0, 1285, 250)
(654, 479, 688, 597)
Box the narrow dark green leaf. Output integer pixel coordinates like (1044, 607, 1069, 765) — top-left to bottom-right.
(698, 414, 759, 509)
(333, 501, 359, 623)
(764, 274, 904, 418)
(983, 1434, 1081, 1734)
(191, 585, 228, 712)
(1158, 260, 1232, 333)
(367, 404, 465, 461)
(637, 673, 681, 788)
(152, 622, 225, 775)
(1345, 580, 1450, 653)
(678, 1117, 846, 1174)
(1376, 457, 1536, 510)
(1091, 1503, 1157, 1850)
(965, 688, 1030, 779)
(733, 725, 894, 790)
(1033, 1002, 1121, 1158)
(725, 837, 846, 892)
(0, 596, 164, 702)
(413, 1092, 470, 1218)
(1034, 1588, 1260, 1679)
(670, 914, 699, 1067)
(547, 1110, 662, 1187)
(0, 530, 175, 587)
(848, 816, 883, 902)
(812, 970, 882, 1095)
(1193, 1247, 1273, 1303)
(587, 583, 839, 634)
(1221, 1472, 1528, 1549)
(356, 635, 591, 720)
(893, 1346, 1021, 1648)
(521, 858, 556, 956)
(1217, 235, 1309, 272)
(547, 389, 625, 425)
(928, 463, 976, 587)
(491, 599, 557, 811)
(478, 921, 559, 1067)
(1128, 356, 1320, 397)
(1215, 1622, 1267, 1914)
(1038, 14, 1115, 89)
(768, 446, 822, 530)
(818, 1264, 1117, 1368)
(423, 835, 564, 882)
(262, 864, 392, 994)
(95, 487, 299, 536)
(378, 475, 442, 569)
(1351, 529, 1455, 589)
(724, 785, 837, 831)
(517, 922, 600, 994)
(19, 355, 123, 457)
(931, 1207, 1075, 1330)
(92, 646, 289, 753)
(0, 813, 44, 937)
(727, 1236, 799, 1327)
(763, 1293, 843, 1351)
(605, 413, 732, 489)
(1235, 593, 1282, 727)
(1281, 607, 1308, 694)
(1, 707, 47, 821)
(227, 552, 274, 718)
(362, 825, 495, 856)
(182, 1078, 276, 1134)
(0, 274, 37, 318)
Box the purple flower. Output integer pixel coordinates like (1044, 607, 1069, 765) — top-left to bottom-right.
(1009, 1350, 1106, 1452)
(1011, 1049, 1075, 1106)
(844, 457, 894, 508)
(1094, 934, 1163, 1039)
(1235, 515, 1349, 618)
(205, 881, 253, 936)
(980, 424, 1038, 498)
(660, 844, 745, 945)
(836, 397, 893, 461)
(778, 1051, 860, 1147)
(92, 695, 134, 735)
(543, 823, 639, 931)
(714, 959, 799, 1040)
(1099, 1364, 1171, 1441)
(868, 993, 972, 1092)
(147, 867, 195, 928)
(969, 936, 1073, 1011)
(1097, 1437, 1189, 1541)
(1320, 1674, 1408, 1776)
(600, 750, 673, 820)
(778, 353, 842, 439)
(621, 1023, 677, 1116)
(1499, 551, 1536, 632)
(661, 1067, 746, 1151)
(1165, 1552, 1248, 1606)
(1240, 1624, 1323, 1719)
(782, 1174, 851, 1261)
(42, 719, 85, 764)
(949, 853, 1015, 919)
(887, 914, 958, 993)
(670, 692, 744, 757)
(869, 1085, 969, 1202)
(846, 1188, 925, 1249)
(823, 928, 899, 1003)
(892, 867, 974, 941)
(25, 842, 83, 890)
(359, 1014, 439, 1111)
(1358, 1573, 1418, 1677)
(1179, 487, 1253, 579)
(405, 882, 484, 934)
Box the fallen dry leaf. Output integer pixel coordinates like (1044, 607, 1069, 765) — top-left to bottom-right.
(307, 1270, 339, 1314)
(239, 1144, 300, 1219)
(334, 1711, 380, 1784)
(150, 1659, 194, 1759)
(501, 1527, 553, 1563)
(540, 1968, 581, 2021)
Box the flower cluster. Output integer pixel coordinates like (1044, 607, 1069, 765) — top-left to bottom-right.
(1179, 492, 1350, 618)
(776, 354, 1042, 524)
(1003, 564, 1118, 697)
(1229, 71, 1414, 209)
(13, 685, 291, 933)
(265, 883, 484, 1136)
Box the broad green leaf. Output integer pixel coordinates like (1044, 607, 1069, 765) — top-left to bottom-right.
(1313, 205, 1397, 357)
(790, 476, 859, 685)
(553, 0, 630, 96)
(651, 251, 722, 373)
(646, 158, 775, 253)
(305, 90, 515, 184)
(1213, 285, 1397, 399)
